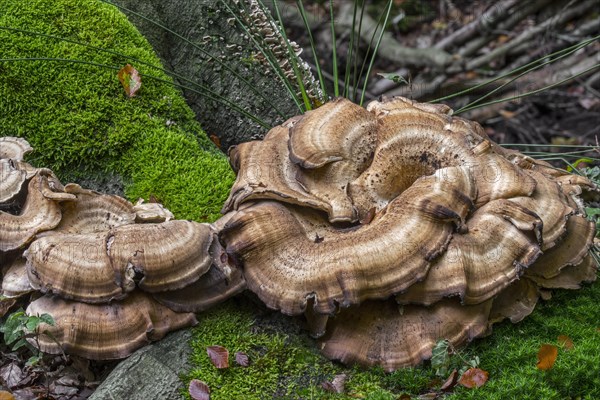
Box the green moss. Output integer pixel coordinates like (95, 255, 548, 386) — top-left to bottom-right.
(186, 280, 600, 399)
(0, 0, 233, 221)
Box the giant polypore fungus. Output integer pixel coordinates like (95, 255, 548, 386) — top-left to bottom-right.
(219, 96, 598, 370)
(0, 137, 238, 360)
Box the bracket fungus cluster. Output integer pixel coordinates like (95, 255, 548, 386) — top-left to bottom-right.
(0, 95, 597, 371)
(219, 96, 598, 371)
(0, 137, 245, 360)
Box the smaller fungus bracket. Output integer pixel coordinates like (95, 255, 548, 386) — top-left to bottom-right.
(0, 172, 63, 252)
(221, 125, 331, 216)
(26, 220, 214, 302)
(0, 136, 33, 160)
(26, 230, 127, 302)
(525, 214, 595, 279)
(1, 257, 33, 298)
(26, 291, 197, 360)
(0, 159, 28, 204)
(288, 97, 377, 169)
(318, 298, 492, 371)
(112, 220, 213, 293)
(47, 183, 137, 234)
(133, 198, 174, 223)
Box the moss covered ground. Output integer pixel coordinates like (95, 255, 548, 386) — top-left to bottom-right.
(1, 1, 598, 399)
(184, 281, 600, 400)
(0, 0, 234, 222)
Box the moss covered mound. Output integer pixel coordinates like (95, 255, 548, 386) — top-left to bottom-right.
(0, 0, 234, 222)
(186, 282, 600, 399)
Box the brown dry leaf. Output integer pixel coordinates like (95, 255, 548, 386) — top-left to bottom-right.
(209, 135, 221, 149)
(399, 394, 412, 400)
(498, 110, 516, 119)
(0, 391, 15, 400)
(557, 335, 574, 351)
(496, 34, 510, 44)
(117, 64, 142, 97)
(537, 344, 558, 370)
(579, 97, 600, 110)
(458, 368, 489, 388)
(440, 369, 458, 391)
(551, 137, 579, 146)
(189, 379, 210, 400)
(540, 290, 552, 301)
(235, 351, 249, 367)
(0, 363, 23, 389)
(206, 345, 229, 369)
(0, 298, 16, 318)
(321, 373, 347, 394)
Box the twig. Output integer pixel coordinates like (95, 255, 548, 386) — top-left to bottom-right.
(457, 0, 553, 59)
(434, 0, 520, 50)
(336, 3, 453, 69)
(466, 0, 597, 70)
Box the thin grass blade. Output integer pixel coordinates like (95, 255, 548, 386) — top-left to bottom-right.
(360, 0, 393, 106)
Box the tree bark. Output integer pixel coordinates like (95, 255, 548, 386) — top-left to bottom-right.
(111, 0, 299, 152)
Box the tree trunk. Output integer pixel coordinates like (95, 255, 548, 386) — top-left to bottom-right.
(112, 0, 299, 152)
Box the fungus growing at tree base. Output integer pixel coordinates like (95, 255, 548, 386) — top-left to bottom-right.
(219, 96, 598, 370)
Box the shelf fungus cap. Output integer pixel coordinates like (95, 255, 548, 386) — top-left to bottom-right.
(133, 198, 174, 223)
(0, 137, 33, 160)
(222, 126, 332, 217)
(525, 214, 595, 280)
(396, 199, 543, 306)
(318, 298, 492, 371)
(0, 172, 63, 252)
(1, 257, 33, 298)
(221, 166, 476, 315)
(46, 183, 137, 234)
(26, 220, 214, 302)
(26, 291, 197, 360)
(288, 97, 377, 169)
(0, 159, 28, 204)
(288, 98, 378, 222)
(152, 264, 246, 313)
(348, 101, 483, 218)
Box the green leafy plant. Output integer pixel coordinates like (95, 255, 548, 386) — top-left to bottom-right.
(431, 339, 481, 378)
(0, 309, 56, 366)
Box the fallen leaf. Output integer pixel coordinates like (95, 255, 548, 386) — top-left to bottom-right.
(189, 379, 210, 400)
(117, 64, 142, 97)
(321, 373, 347, 394)
(579, 98, 600, 110)
(0, 298, 17, 318)
(498, 110, 516, 119)
(0, 391, 15, 400)
(458, 368, 489, 388)
(557, 335, 574, 351)
(537, 344, 558, 370)
(496, 34, 510, 44)
(417, 393, 439, 400)
(0, 362, 23, 389)
(206, 345, 229, 369)
(540, 290, 552, 300)
(209, 135, 221, 149)
(399, 394, 412, 400)
(235, 351, 249, 367)
(440, 369, 458, 391)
